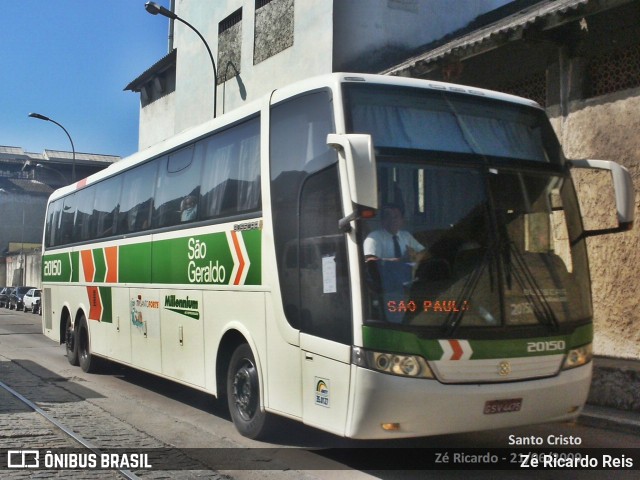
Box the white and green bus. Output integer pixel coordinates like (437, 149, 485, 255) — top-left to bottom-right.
(42, 73, 634, 440)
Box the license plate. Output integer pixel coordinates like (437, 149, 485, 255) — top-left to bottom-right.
(484, 398, 522, 414)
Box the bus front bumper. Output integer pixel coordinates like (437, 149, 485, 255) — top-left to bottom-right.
(345, 362, 591, 439)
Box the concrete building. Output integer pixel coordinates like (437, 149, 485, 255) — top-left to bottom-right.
(0, 146, 119, 287)
(126, 0, 509, 149)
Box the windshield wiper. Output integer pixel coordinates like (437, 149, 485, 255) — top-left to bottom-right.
(506, 241, 560, 329)
(442, 246, 495, 335)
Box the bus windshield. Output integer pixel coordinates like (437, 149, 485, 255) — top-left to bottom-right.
(344, 84, 591, 334)
(344, 83, 562, 164)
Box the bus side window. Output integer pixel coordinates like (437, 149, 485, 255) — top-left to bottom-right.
(73, 186, 96, 243)
(117, 159, 158, 234)
(199, 117, 261, 220)
(153, 145, 201, 228)
(45, 199, 63, 247)
(93, 175, 122, 239)
(60, 194, 77, 245)
(270, 90, 348, 338)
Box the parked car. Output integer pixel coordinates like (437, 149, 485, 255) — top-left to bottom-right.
(9, 287, 36, 311)
(0, 287, 10, 308)
(23, 288, 41, 313)
(0, 287, 15, 308)
(32, 298, 41, 315)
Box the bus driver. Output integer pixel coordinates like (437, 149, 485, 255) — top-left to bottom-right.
(364, 204, 425, 262)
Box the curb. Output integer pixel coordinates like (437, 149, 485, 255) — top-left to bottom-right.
(579, 404, 640, 436)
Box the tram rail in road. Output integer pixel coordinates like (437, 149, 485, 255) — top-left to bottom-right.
(0, 379, 139, 479)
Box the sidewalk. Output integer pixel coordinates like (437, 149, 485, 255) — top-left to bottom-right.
(579, 356, 640, 435)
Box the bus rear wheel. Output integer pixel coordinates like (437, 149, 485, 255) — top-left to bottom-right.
(65, 318, 79, 366)
(226, 343, 272, 439)
(77, 316, 96, 373)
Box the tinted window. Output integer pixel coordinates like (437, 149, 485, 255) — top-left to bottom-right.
(270, 91, 351, 343)
(344, 84, 560, 164)
(73, 186, 96, 243)
(93, 175, 122, 239)
(44, 115, 262, 248)
(298, 166, 351, 342)
(45, 199, 63, 247)
(154, 145, 202, 227)
(199, 117, 261, 219)
(117, 160, 158, 234)
(60, 194, 77, 245)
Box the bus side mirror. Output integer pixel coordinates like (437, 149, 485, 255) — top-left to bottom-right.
(569, 159, 635, 235)
(327, 134, 378, 210)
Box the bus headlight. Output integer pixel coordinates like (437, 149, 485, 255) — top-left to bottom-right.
(562, 343, 592, 370)
(352, 347, 434, 379)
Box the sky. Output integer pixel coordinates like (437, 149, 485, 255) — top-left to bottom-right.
(1, 0, 173, 158)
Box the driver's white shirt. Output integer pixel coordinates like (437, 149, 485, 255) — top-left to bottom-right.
(364, 229, 424, 259)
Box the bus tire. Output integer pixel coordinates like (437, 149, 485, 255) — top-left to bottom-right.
(65, 317, 79, 366)
(77, 316, 96, 373)
(227, 343, 272, 439)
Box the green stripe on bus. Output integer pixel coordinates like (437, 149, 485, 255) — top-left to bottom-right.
(362, 327, 443, 360)
(44, 229, 262, 286)
(242, 229, 262, 285)
(93, 249, 107, 283)
(151, 233, 235, 285)
(119, 243, 152, 283)
(71, 251, 79, 282)
(362, 323, 593, 360)
(100, 287, 112, 323)
(42, 252, 78, 282)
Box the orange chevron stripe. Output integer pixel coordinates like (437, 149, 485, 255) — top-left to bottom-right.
(86, 286, 103, 321)
(81, 250, 95, 282)
(230, 231, 246, 285)
(450, 340, 464, 360)
(104, 246, 118, 283)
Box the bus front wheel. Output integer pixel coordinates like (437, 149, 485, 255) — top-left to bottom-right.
(226, 343, 272, 439)
(77, 316, 96, 373)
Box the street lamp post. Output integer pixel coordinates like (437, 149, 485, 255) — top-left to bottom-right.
(145, 1, 218, 118)
(28, 113, 76, 183)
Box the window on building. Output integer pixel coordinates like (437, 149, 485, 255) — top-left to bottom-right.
(218, 9, 243, 84)
(254, 0, 294, 65)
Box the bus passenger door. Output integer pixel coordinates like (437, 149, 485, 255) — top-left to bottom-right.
(269, 90, 353, 434)
(296, 171, 353, 436)
(301, 333, 351, 435)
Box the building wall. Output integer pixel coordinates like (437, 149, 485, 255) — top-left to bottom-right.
(5, 252, 41, 289)
(333, 0, 510, 72)
(0, 193, 48, 255)
(138, 82, 176, 152)
(498, 3, 640, 360)
(162, 0, 334, 145)
(549, 89, 640, 359)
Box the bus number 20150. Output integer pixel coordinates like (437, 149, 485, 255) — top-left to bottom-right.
(44, 259, 63, 277)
